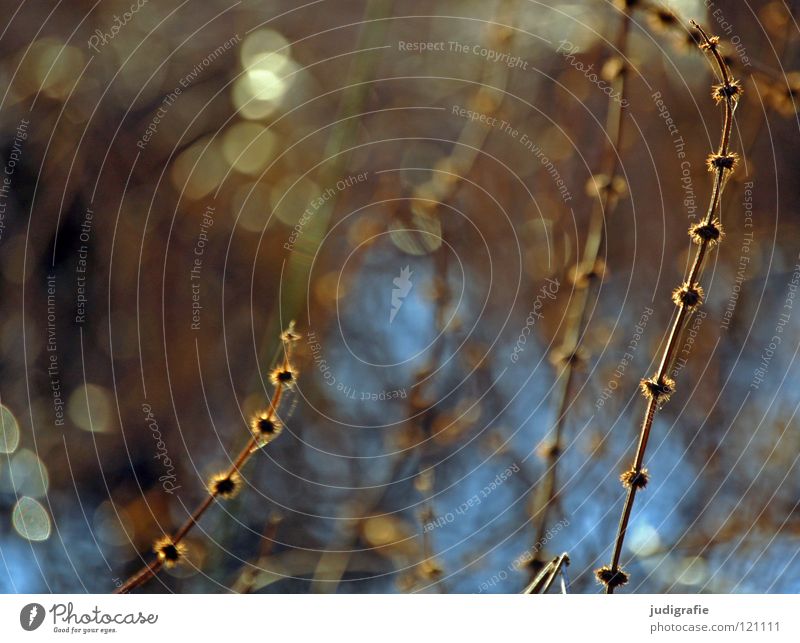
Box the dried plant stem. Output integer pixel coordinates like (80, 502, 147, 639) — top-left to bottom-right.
(531, 3, 632, 571)
(116, 341, 294, 594)
(522, 552, 570, 594)
(598, 21, 740, 594)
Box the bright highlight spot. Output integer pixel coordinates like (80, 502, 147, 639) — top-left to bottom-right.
(0, 404, 20, 453)
(67, 384, 114, 433)
(12, 496, 51, 541)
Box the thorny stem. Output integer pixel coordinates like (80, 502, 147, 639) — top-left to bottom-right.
(532, 2, 632, 571)
(603, 21, 738, 594)
(115, 343, 293, 594)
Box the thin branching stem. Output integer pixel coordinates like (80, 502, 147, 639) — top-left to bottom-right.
(116, 338, 294, 594)
(522, 552, 570, 594)
(599, 21, 740, 594)
(532, 2, 632, 570)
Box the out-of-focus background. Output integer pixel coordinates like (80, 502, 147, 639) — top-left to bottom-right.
(1, 0, 799, 593)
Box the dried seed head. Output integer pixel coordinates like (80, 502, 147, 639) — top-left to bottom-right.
(537, 440, 561, 460)
(595, 565, 629, 589)
(585, 174, 627, 200)
(153, 536, 186, 568)
(209, 471, 242, 499)
(640, 376, 676, 405)
(690, 219, 724, 247)
(614, 0, 639, 8)
(713, 80, 743, 104)
(270, 366, 297, 387)
(620, 467, 650, 489)
(699, 34, 721, 52)
(601, 56, 626, 82)
(549, 344, 589, 370)
(569, 258, 607, 289)
(281, 322, 301, 344)
(672, 282, 705, 310)
(707, 152, 739, 173)
(420, 558, 444, 580)
(250, 412, 283, 442)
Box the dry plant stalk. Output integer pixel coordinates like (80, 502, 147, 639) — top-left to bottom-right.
(523, 552, 570, 594)
(531, 0, 633, 573)
(115, 324, 300, 594)
(595, 21, 741, 594)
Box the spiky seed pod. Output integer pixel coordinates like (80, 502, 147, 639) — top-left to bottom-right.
(707, 152, 739, 173)
(713, 80, 742, 104)
(620, 467, 649, 489)
(270, 366, 297, 387)
(250, 412, 283, 442)
(549, 345, 590, 370)
(640, 376, 676, 406)
(280, 324, 301, 344)
(690, 219, 724, 247)
(699, 35, 721, 51)
(209, 471, 242, 499)
(595, 565, 629, 589)
(153, 537, 187, 568)
(672, 282, 704, 310)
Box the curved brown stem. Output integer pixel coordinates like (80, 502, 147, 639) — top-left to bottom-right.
(116, 344, 292, 594)
(600, 21, 739, 594)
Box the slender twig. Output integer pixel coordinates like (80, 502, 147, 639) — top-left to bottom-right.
(531, 1, 633, 574)
(522, 552, 570, 594)
(596, 21, 741, 594)
(116, 327, 298, 594)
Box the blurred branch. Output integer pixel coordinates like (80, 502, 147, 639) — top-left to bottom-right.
(529, 0, 634, 577)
